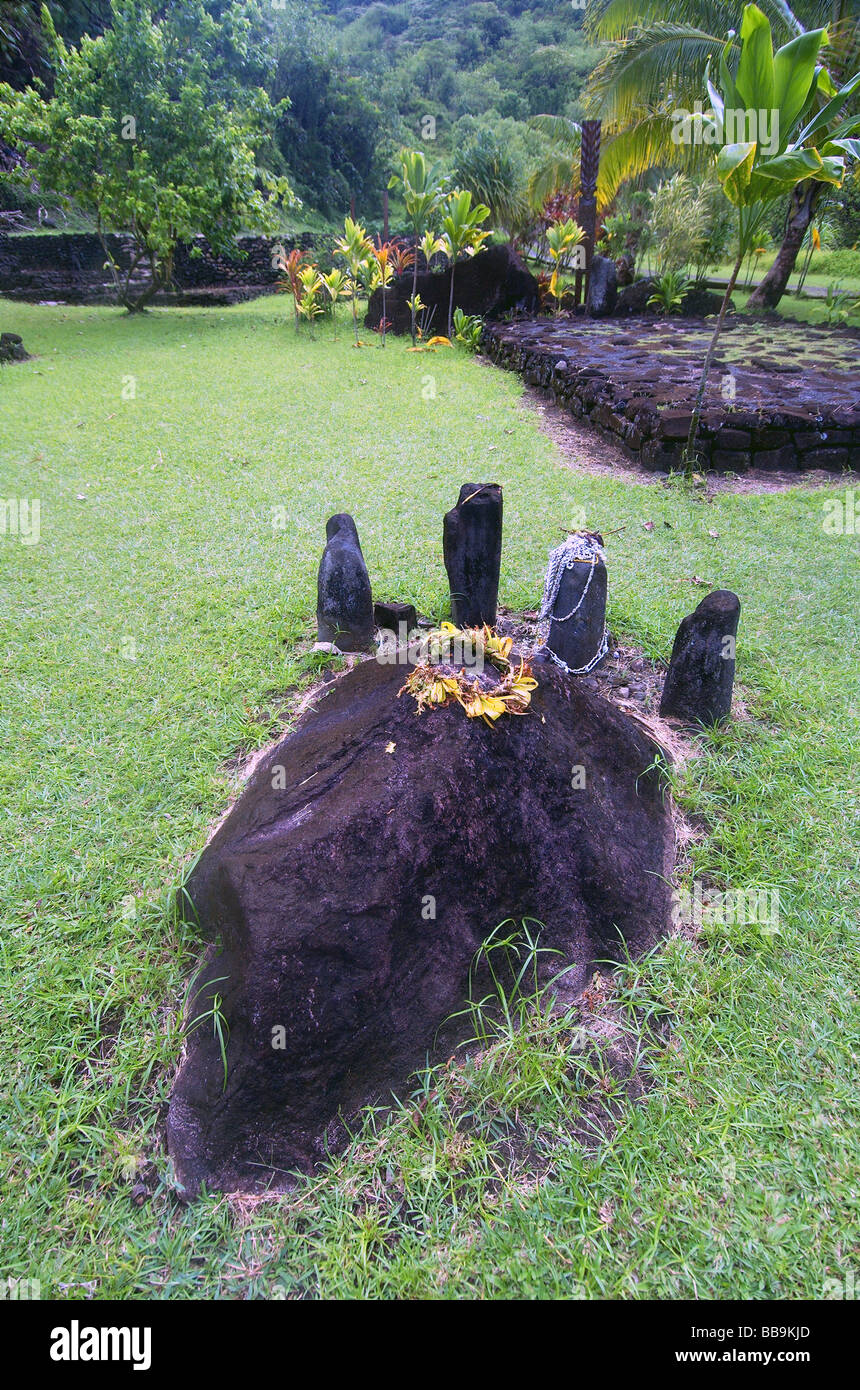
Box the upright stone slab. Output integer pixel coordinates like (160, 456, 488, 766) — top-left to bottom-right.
(316, 513, 374, 652)
(586, 254, 617, 318)
(546, 549, 608, 673)
(659, 589, 740, 724)
(442, 483, 503, 628)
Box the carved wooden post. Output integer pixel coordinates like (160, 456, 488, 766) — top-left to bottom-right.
(578, 119, 601, 308)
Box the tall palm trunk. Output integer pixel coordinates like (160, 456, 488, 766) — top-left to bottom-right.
(747, 180, 822, 311)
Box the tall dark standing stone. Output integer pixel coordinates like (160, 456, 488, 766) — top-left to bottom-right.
(546, 548, 608, 673)
(659, 589, 741, 724)
(586, 255, 617, 318)
(443, 483, 503, 627)
(316, 513, 375, 652)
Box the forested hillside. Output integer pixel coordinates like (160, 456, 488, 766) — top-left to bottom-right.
(0, 0, 601, 224)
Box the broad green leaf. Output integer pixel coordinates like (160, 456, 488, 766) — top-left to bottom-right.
(719, 39, 738, 116)
(734, 5, 774, 114)
(821, 137, 860, 162)
(754, 148, 823, 184)
(794, 70, 860, 146)
(716, 141, 756, 205)
(773, 28, 828, 138)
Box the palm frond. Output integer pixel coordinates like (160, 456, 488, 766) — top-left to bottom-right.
(585, 0, 829, 44)
(527, 115, 582, 151)
(586, 25, 736, 126)
(597, 111, 711, 205)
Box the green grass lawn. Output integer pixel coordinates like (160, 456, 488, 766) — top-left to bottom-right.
(1, 297, 858, 1299)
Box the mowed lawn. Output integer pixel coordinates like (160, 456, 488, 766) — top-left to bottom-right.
(1, 297, 858, 1299)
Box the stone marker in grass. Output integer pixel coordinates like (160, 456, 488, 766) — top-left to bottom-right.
(659, 589, 740, 725)
(542, 531, 608, 674)
(443, 482, 503, 627)
(316, 512, 374, 652)
(374, 600, 417, 637)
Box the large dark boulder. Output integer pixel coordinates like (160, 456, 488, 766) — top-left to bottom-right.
(168, 656, 673, 1193)
(614, 277, 657, 316)
(365, 244, 539, 335)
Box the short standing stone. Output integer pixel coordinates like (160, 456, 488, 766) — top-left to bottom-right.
(659, 589, 741, 724)
(442, 483, 503, 627)
(374, 600, 417, 635)
(316, 513, 375, 652)
(546, 546, 607, 673)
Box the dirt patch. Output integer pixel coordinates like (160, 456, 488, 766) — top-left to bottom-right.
(521, 388, 859, 496)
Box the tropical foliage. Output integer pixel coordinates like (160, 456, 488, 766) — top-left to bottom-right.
(0, 1, 293, 310)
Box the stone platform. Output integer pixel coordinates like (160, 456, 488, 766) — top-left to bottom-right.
(483, 316, 860, 473)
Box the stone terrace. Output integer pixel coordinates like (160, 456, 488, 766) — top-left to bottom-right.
(483, 316, 860, 473)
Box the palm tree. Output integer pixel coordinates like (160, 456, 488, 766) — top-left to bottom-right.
(583, 0, 858, 306)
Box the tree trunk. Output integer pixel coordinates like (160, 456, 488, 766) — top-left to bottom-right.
(746, 180, 821, 311)
(684, 245, 745, 473)
(411, 252, 418, 346)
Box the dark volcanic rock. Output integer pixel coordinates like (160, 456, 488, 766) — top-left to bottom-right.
(316, 513, 374, 652)
(365, 244, 539, 335)
(373, 600, 417, 636)
(546, 552, 608, 673)
(168, 656, 673, 1192)
(443, 482, 503, 627)
(659, 589, 740, 725)
(614, 278, 657, 315)
(586, 255, 617, 318)
(0, 332, 30, 363)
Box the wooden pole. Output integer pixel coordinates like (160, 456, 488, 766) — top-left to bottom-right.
(578, 119, 601, 311)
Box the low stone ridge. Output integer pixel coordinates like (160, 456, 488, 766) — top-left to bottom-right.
(168, 655, 673, 1193)
(482, 316, 860, 473)
(0, 231, 327, 305)
(365, 244, 539, 335)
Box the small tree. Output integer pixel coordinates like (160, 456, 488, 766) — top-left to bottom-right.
(545, 216, 585, 314)
(0, 1, 293, 311)
(439, 189, 491, 338)
(370, 238, 397, 346)
(334, 215, 373, 347)
(388, 148, 446, 346)
(684, 4, 860, 470)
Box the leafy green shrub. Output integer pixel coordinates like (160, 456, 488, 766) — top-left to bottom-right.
(452, 307, 483, 349)
(647, 269, 689, 315)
